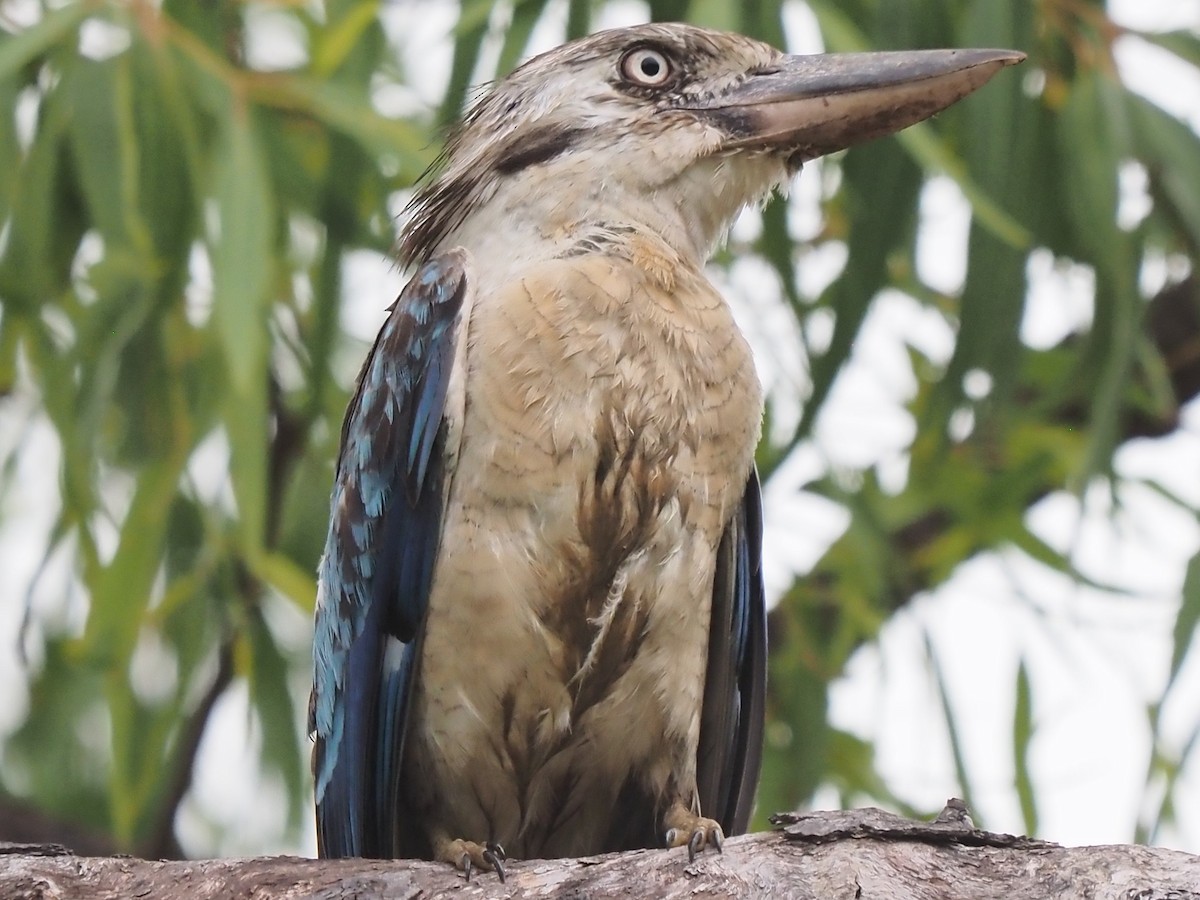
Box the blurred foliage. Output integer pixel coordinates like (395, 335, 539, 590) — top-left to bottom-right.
(0, 0, 1198, 856)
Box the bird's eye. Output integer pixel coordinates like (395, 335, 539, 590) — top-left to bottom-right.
(619, 47, 673, 87)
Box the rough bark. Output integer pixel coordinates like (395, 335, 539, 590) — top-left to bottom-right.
(3, 805, 1199, 900)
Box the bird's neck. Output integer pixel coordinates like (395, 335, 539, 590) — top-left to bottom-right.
(433, 155, 784, 279)
(447, 186, 710, 277)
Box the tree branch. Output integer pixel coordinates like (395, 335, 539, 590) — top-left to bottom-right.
(3, 806, 1199, 899)
(139, 639, 236, 860)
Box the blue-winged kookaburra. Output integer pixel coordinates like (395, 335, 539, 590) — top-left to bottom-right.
(310, 21, 1021, 880)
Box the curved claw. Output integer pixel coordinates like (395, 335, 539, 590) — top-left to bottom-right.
(483, 845, 507, 883)
(438, 836, 509, 883)
(664, 810, 725, 863)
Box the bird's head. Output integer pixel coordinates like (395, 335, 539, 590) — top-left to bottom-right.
(398, 24, 1022, 267)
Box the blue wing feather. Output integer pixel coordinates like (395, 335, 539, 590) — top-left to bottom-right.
(697, 468, 767, 833)
(311, 250, 469, 859)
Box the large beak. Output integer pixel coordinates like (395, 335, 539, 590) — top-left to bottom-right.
(700, 48, 1025, 163)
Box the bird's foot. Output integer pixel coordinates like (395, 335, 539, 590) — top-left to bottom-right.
(433, 836, 507, 883)
(663, 804, 724, 862)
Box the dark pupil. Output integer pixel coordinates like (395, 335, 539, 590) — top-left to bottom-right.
(640, 56, 661, 78)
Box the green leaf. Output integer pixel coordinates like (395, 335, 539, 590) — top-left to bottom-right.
(440, 0, 493, 125)
(737, 0, 786, 45)
(211, 105, 273, 549)
(66, 55, 152, 254)
(1128, 94, 1200, 251)
(824, 729, 923, 816)
(926, 0, 1036, 424)
(687, 0, 739, 32)
(79, 455, 189, 668)
(1009, 529, 1116, 594)
(224, 381, 269, 556)
(0, 78, 20, 221)
(5, 640, 110, 834)
(162, 0, 237, 57)
(130, 41, 204, 265)
(758, 635, 831, 824)
(800, 138, 923, 438)
(1167, 553, 1200, 695)
(647, 0, 689, 23)
(0, 2, 90, 83)
(0, 311, 21, 392)
(73, 254, 159, 468)
(1056, 72, 1139, 484)
(312, 0, 382, 77)
(1139, 29, 1200, 69)
(210, 107, 272, 391)
(925, 632, 979, 819)
(250, 551, 318, 613)
(894, 125, 1030, 251)
(0, 80, 82, 312)
(497, 0, 551, 76)
(21, 320, 97, 521)
(1058, 72, 1127, 267)
(808, 1, 871, 52)
(941, 224, 1026, 417)
(564, 0, 590, 40)
(302, 239, 345, 422)
(267, 77, 426, 166)
(108, 646, 188, 846)
(1013, 660, 1037, 835)
(244, 602, 305, 832)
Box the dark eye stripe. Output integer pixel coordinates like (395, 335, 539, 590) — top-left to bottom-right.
(493, 124, 589, 175)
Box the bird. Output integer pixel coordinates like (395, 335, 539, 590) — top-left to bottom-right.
(309, 21, 1022, 880)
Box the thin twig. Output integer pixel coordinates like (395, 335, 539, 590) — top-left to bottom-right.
(140, 640, 236, 860)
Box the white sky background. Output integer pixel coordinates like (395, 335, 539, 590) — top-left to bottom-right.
(1, 0, 1199, 858)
